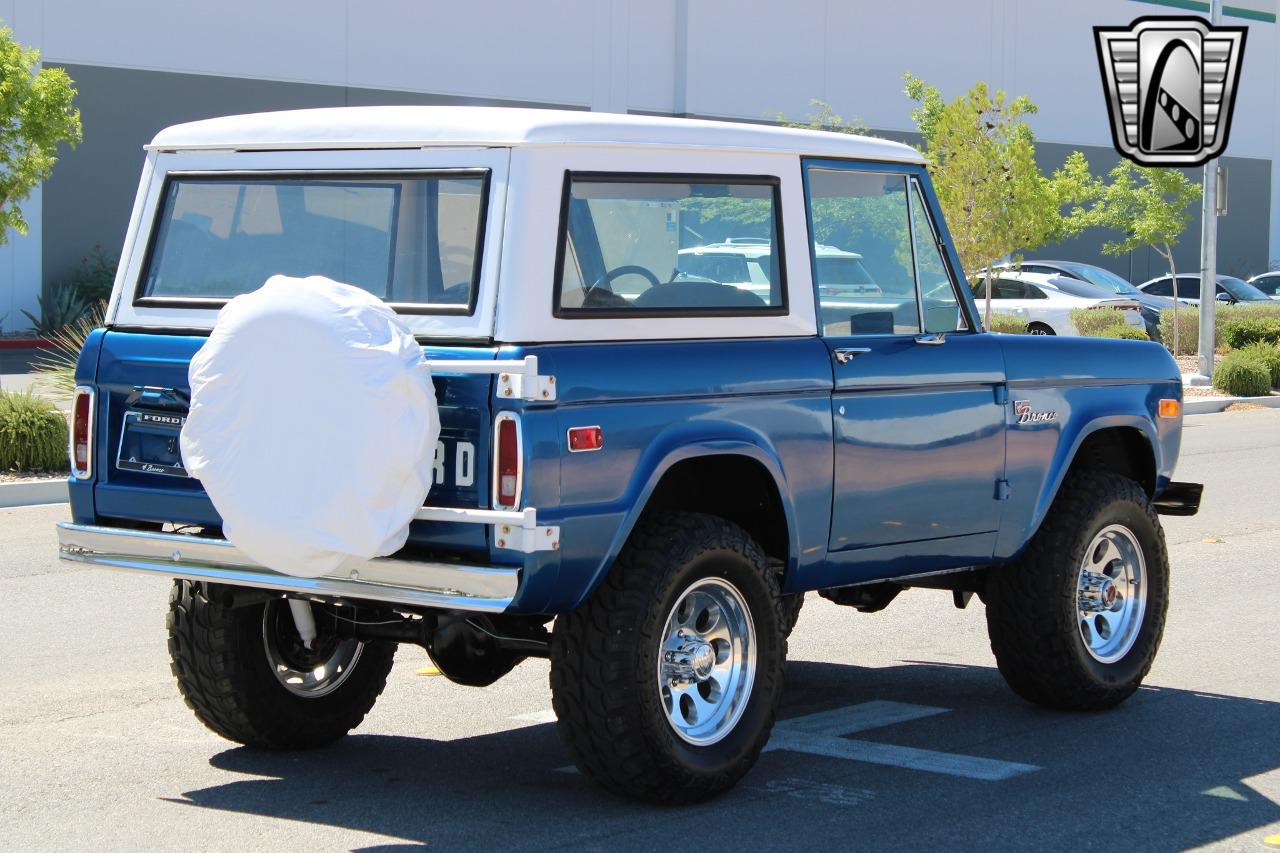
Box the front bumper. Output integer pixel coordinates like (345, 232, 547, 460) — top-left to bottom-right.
(57, 522, 519, 611)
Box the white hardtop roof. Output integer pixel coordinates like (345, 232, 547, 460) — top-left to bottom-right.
(148, 105, 924, 162)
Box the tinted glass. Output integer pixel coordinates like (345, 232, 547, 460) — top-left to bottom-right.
(807, 169, 919, 335)
(1061, 263, 1140, 294)
(1219, 276, 1271, 301)
(1047, 277, 1120, 300)
(1143, 279, 1173, 296)
(1251, 275, 1280, 296)
(556, 179, 783, 313)
(142, 174, 486, 309)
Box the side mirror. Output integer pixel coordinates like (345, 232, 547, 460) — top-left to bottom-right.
(1216, 292, 1233, 303)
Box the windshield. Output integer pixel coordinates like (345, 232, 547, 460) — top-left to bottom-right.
(1060, 263, 1141, 295)
(1040, 277, 1117, 300)
(1220, 276, 1271, 301)
(140, 172, 488, 311)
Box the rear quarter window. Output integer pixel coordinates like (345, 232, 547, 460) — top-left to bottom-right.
(554, 174, 787, 317)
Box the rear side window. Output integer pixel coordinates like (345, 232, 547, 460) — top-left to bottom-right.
(138, 171, 488, 313)
(1143, 279, 1173, 296)
(555, 175, 786, 316)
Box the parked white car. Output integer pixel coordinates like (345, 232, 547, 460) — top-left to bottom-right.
(676, 239, 880, 302)
(1246, 272, 1280, 301)
(970, 272, 1146, 336)
(1137, 274, 1274, 306)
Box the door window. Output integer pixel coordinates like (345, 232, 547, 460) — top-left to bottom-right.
(806, 167, 967, 336)
(807, 169, 918, 335)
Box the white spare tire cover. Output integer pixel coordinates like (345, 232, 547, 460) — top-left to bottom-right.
(180, 275, 440, 578)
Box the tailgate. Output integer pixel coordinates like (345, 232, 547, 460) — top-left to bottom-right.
(92, 330, 495, 552)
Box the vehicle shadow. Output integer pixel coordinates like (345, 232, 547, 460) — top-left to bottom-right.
(171, 660, 1280, 851)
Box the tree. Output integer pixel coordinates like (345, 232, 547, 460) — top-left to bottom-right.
(775, 99, 870, 136)
(0, 27, 81, 244)
(903, 74, 1061, 327)
(1058, 155, 1201, 353)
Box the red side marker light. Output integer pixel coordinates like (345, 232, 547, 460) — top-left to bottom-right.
(567, 426, 603, 453)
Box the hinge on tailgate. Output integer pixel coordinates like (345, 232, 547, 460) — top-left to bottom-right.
(414, 506, 559, 554)
(496, 358, 557, 402)
(422, 355, 556, 402)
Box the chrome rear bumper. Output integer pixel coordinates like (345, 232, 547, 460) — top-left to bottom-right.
(56, 522, 518, 612)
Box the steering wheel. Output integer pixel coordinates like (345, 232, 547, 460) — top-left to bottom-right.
(584, 264, 661, 305)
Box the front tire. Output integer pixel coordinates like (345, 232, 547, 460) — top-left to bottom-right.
(166, 581, 396, 749)
(985, 470, 1169, 710)
(550, 512, 786, 803)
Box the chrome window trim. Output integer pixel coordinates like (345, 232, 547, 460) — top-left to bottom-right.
(908, 176, 972, 333)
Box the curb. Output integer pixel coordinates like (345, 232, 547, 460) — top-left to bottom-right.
(0, 339, 53, 350)
(0, 479, 68, 508)
(1185, 395, 1280, 415)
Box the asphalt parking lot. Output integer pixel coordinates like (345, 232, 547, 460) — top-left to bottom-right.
(2, 409, 1278, 851)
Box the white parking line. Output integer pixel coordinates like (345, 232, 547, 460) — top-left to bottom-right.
(765, 700, 1040, 781)
(544, 699, 1040, 781)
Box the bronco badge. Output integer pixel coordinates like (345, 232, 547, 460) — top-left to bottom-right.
(1014, 400, 1058, 425)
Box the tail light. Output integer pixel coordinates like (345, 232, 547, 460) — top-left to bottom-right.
(70, 386, 95, 480)
(492, 412, 522, 509)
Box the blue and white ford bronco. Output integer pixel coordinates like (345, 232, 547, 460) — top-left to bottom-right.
(59, 107, 1202, 803)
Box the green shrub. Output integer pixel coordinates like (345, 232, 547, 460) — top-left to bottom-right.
(1237, 342, 1280, 387)
(0, 390, 68, 472)
(1213, 351, 1273, 397)
(986, 313, 1028, 334)
(66, 244, 117, 303)
(1103, 326, 1151, 341)
(1221, 315, 1280, 349)
(1159, 307, 1199, 355)
(21, 281, 90, 335)
(1158, 303, 1280, 356)
(1069, 308, 1129, 337)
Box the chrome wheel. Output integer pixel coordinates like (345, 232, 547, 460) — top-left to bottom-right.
(263, 600, 364, 698)
(657, 577, 757, 746)
(1076, 524, 1148, 664)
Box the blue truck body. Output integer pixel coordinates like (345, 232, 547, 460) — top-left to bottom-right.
(56, 106, 1203, 802)
(71, 308, 1183, 616)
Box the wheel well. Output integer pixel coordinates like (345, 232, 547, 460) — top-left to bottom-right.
(1068, 427, 1156, 496)
(639, 455, 789, 567)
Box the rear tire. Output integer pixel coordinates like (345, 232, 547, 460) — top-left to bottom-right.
(985, 470, 1169, 711)
(166, 581, 395, 749)
(1027, 322, 1056, 336)
(550, 512, 786, 803)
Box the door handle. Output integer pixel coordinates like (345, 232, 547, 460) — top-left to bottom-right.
(833, 347, 871, 364)
(915, 333, 947, 345)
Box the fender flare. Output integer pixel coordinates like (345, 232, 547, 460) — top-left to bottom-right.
(1026, 413, 1161, 543)
(577, 422, 801, 607)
